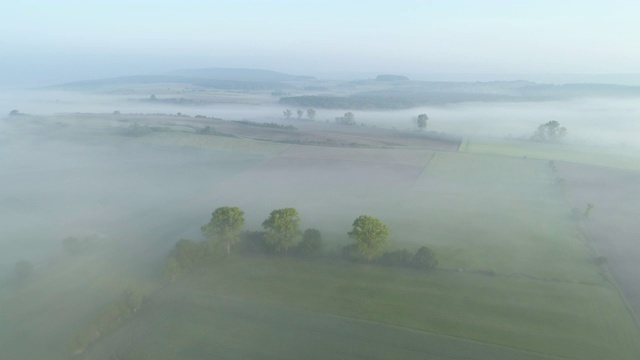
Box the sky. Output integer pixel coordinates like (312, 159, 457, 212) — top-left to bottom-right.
(1, 0, 640, 86)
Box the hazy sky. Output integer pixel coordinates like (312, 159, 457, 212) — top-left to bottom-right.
(2, 0, 640, 85)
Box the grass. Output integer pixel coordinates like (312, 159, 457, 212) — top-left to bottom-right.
(138, 131, 290, 155)
(464, 139, 640, 170)
(0, 245, 159, 360)
(80, 255, 640, 359)
(92, 288, 560, 360)
(3, 116, 639, 359)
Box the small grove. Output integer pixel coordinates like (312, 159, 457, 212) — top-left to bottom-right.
(164, 206, 437, 281)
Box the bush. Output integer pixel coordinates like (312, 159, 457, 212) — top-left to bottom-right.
(296, 228, 322, 256)
(238, 231, 271, 253)
(341, 243, 362, 261)
(412, 246, 437, 270)
(378, 249, 413, 267)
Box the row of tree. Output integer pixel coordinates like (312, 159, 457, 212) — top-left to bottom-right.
(283, 108, 316, 121)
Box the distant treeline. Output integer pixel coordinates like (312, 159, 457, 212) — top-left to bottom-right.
(280, 83, 640, 109)
(279, 93, 511, 110)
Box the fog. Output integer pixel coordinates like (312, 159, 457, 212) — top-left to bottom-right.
(2, 89, 639, 269)
(3, 89, 640, 148)
(2, 85, 640, 359)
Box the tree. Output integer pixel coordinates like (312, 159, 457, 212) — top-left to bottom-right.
(15, 259, 34, 280)
(297, 228, 322, 256)
(9, 109, 21, 116)
(412, 246, 437, 270)
(296, 109, 304, 120)
(306, 108, 316, 121)
(335, 112, 356, 125)
(416, 114, 428, 130)
(170, 238, 201, 271)
(262, 208, 301, 252)
(343, 112, 355, 124)
(532, 121, 567, 142)
(348, 215, 389, 261)
(201, 206, 245, 254)
(283, 109, 292, 119)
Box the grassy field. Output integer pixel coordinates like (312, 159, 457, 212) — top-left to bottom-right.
(463, 139, 640, 171)
(3, 115, 640, 359)
(0, 245, 159, 360)
(79, 256, 639, 359)
(406, 151, 600, 282)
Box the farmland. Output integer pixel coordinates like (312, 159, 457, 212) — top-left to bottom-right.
(1, 112, 639, 359)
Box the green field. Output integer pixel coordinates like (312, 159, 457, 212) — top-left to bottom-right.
(463, 139, 640, 171)
(78, 256, 639, 359)
(2, 116, 640, 359)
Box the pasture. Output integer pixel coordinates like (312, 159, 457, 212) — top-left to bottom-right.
(81, 256, 639, 360)
(1, 113, 639, 359)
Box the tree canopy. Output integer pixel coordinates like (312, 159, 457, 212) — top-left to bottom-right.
(297, 228, 322, 256)
(416, 114, 428, 130)
(262, 208, 301, 252)
(335, 112, 356, 125)
(306, 108, 316, 121)
(348, 215, 389, 260)
(201, 206, 245, 254)
(532, 121, 567, 142)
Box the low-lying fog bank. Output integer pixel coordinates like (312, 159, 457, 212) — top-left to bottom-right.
(2, 90, 639, 149)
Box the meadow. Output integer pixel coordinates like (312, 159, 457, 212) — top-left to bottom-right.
(1, 113, 639, 359)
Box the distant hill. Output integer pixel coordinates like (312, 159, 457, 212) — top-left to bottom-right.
(51, 74, 295, 91)
(168, 67, 316, 82)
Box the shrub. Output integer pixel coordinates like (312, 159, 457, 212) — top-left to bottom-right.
(412, 246, 438, 270)
(296, 228, 322, 256)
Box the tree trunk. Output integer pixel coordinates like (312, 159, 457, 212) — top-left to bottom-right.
(227, 242, 231, 254)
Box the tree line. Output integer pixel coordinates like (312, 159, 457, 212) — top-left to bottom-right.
(164, 206, 437, 281)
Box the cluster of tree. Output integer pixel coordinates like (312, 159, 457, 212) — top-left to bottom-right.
(70, 288, 145, 355)
(163, 238, 223, 281)
(120, 123, 165, 137)
(196, 125, 223, 135)
(377, 247, 438, 269)
(341, 215, 437, 271)
(143, 94, 196, 104)
(283, 108, 316, 121)
(165, 207, 437, 281)
(235, 120, 297, 130)
(532, 121, 567, 142)
(8, 109, 24, 116)
(164, 207, 323, 281)
(335, 112, 356, 125)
